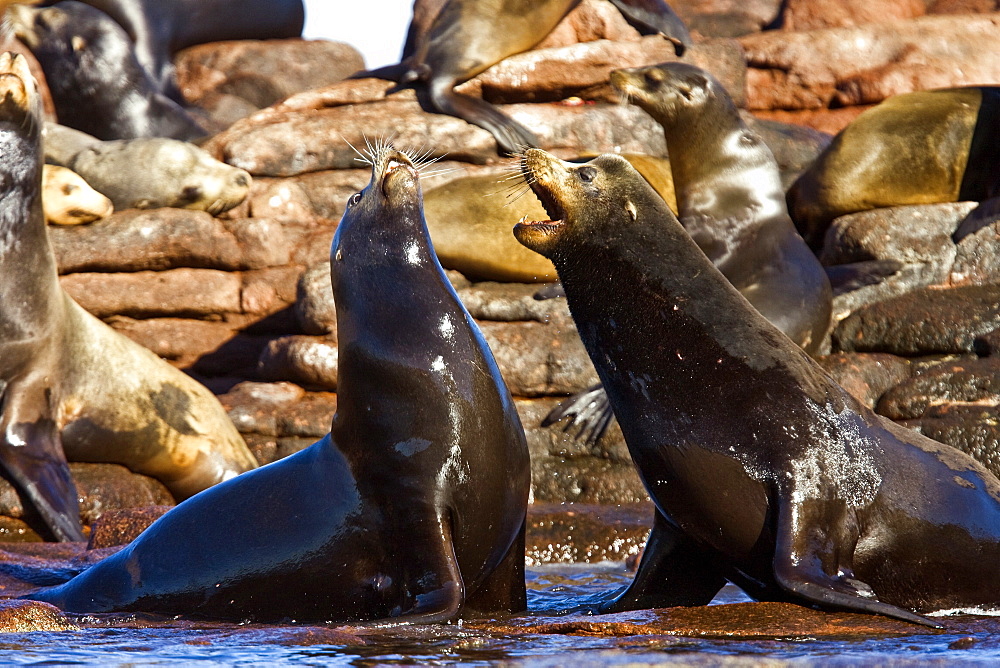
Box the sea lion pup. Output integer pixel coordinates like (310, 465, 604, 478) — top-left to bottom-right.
(9, 1, 206, 141)
(27, 143, 531, 622)
(41, 164, 113, 225)
(37, 0, 305, 102)
(0, 51, 256, 542)
(514, 148, 1000, 626)
(787, 87, 1000, 250)
(544, 61, 832, 444)
(372, 0, 691, 155)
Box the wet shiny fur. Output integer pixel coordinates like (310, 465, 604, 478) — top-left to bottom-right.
(29, 143, 530, 622)
(515, 148, 1000, 627)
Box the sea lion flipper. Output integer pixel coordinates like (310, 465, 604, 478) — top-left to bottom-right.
(427, 80, 538, 156)
(772, 503, 940, 628)
(598, 510, 726, 614)
(606, 0, 692, 55)
(390, 515, 465, 625)
(463, 516, 527, 614)
(541, 383, 615, 447)
(1, 409, 84, 542)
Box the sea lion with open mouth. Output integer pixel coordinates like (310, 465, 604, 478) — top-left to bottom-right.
(514, 147, 1000, 627)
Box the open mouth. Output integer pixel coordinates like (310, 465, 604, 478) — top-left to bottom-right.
(518, 163, 566, 234)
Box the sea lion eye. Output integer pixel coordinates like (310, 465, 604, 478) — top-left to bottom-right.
(578, 167, 597, 183)
(348, 192, 362, 207)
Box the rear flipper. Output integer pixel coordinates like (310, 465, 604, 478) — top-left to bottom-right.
(463, 516, 527, 615)
(542, 383, 615, 448)
(598, 509, 726, 613)
(607, 0, 692, 55)
(773, 500, 940, 628)
(427, 79, 538, 156)
(2, 409, 84, 542)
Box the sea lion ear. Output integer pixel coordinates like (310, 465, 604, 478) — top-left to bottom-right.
(71, 36, 87, 53)
(625, 200, 638, 221)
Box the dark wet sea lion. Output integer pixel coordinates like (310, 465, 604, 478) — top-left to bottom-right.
(377, 0, 691, 154)
(545, 62, 832, 444)
(28, 144, 530, 622)
(38, 0, 304, 102)
(0, 51, 256, 542)
(9, 1, 206, 140)
(787, 86, 1000, 250)
(514, 148, 1000, 626)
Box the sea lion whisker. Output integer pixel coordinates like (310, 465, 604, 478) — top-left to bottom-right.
(343, 137, 372, 165)
(419, 167, 462, 180)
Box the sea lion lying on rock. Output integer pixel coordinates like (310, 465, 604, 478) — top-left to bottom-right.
(787, 87, 1000, 251)
(44, 123, 251, 214)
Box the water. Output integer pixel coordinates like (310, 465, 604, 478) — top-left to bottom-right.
(1, 564, 999, 666)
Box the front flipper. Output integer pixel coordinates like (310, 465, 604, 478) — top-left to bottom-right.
(542, 383, 615, 447)
(607, 0, 692, 55)
(464, 516, 527, 615)
(773, 501, 940, 628)
(2, 415, 84, 542)
(598, 509, 726, 613)
(426, 79, 538, 156)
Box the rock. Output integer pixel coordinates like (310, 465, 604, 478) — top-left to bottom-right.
(525, 503, 652, 565)
(240, 266, 302, 316)
(536, 0, 644, 47)
(480, 309, 599, 397)
(953, 208, 1000, 286)
(472, 601, 932, 638)
(752, 106, 869, 136)
(176, 39, 364, 112)
(0, 600, 78, 633)
(60, 269, 243, 319)
(877, 356, 1000, 419)
(816, 352, 913, 409)
(903, 406, 1000, 479)
(827, 261, 937, 323)
(833, 285, 1000, 355)
(819, 203, 970, 272)
(671, 0, 784, 37)
(779, 0, 927, 31)
(740, 14, 1000, 111)
(457, 283, 565, 322)
(296, 261, 336, 335)
(106, 316, 242, 366)
(208, 94, 666, 176)
(87, 505, 173, 549)
(257, 335, 338, 389)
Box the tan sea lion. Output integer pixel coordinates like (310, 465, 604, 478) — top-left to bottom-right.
(0, 51, 256, 542)
(41, 164, 113, 225)
(787, 87, 1000, 250)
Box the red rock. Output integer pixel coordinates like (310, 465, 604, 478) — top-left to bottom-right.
(106, 316, 242, 366)
(60, 269, 243, 319)
(780, 0, 927, 31)
(87, 505, 173, 549)
(741, 14, 1000, 110)
(0, 600, 77, 632)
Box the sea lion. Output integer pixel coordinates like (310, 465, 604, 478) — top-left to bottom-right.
(544, 62, 832, 443)
(514, 147, 1000, 626)
(68, 137, 251, 214)
(27, 143, 531, 622)
(787, 87, 1000, 250)
(42, 123, 250, 214)
(376, 0, 691, 155)
(41, 164, 113, 225)
(0, 51, 256, 542)
(424, 153, 676, 283)
(9, 1, 206, 141)
(38, 0, 305, 102)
